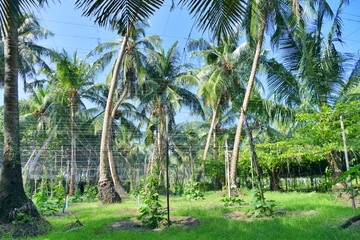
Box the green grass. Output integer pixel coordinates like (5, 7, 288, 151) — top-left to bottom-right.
(21, 191, 360, 240)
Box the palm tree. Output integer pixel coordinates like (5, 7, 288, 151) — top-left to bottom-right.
(76, 0, 248, 200)
(89, 22, 154, 201)
(171, 121, 203, 182)
(20, 84, 55, 183)
(76, 0, 165, 203)
(0, 0, 51, 229)
(188, 36, 251, 181)
(228, 0, 308, 189)
(268, 0, 354, 182)
(43, 50, 103, 196)
(138, 40, 202, 180)
(0, 13, 53, 89)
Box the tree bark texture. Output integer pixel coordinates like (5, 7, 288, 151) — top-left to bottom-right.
(229, 10, 267, 188)
(98, 30, 130, 203)
(107, 81, 129, 198)
(245, 119, 265, 203)
(0, 0, 43, 225)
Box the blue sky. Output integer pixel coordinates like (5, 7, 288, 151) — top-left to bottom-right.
(0, 0, 359, 112)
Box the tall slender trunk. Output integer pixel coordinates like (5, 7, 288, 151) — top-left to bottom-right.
(196, 97, 221, 182)
(69, 103, 76, 196)
(229, 11, 267, 188)
(107, 82, 129, 198)
(98, 29, 130, 204)
(0, 0, 43, 224)
(245, 119, 264, 203)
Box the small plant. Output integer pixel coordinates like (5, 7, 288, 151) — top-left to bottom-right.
(336, 163, 360, 198)
(32, 182, 65, 216)
(248, 188, 276, 217)
(220, 194, 244, 207)
(69, 188, 83, 203)
(137, 175, 165, 229)
(172, 184, 184, 196)
(316, 167, 333, 192)
(184, 182, 205, 201)
(82, 185, 98, 201)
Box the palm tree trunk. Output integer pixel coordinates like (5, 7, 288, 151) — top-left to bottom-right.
(196, 97, 221, 182)
(108, 121, 129, 198)
(69, 103, 76, 196)
(0, 0, 43, 225)
(107, 81, 129, 198)
(98, 28, 130, 204)
(245, 119, 265, 204)
(229, 11, 267, 188)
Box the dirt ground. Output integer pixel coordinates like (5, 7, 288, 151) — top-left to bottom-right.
(108, 216, 200, 232)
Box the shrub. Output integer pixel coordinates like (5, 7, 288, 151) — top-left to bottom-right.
(137, 175, 165, 229)
(184, 182, 205, 201)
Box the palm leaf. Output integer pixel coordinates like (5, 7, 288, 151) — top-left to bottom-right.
(75, 0, 164, 30)
(180, 0, 247, 40)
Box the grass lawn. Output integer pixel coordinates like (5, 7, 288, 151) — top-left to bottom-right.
(17, 191, 360, 240)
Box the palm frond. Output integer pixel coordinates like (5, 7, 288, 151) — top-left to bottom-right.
(180, 0, 247, 41)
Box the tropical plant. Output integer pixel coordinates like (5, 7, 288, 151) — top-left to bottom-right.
(267, 0, 357, 181)
(138, 40, 202, 181)
(43, 50, 103, 196)
(76, 0, 164, 204)
(0, 13, 53, 88)
(0, 1, 51, 233)
(188, 35, 249, 181)
(138, 174, 165, 229)
(90, 23, 153, 199)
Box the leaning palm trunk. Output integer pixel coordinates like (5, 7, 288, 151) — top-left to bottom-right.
(196, 97, 221, 182)
(107, 82, 130, 198)
(229, 11, 267, 189)
(98, 28, 130, 204)
(0, 1, 49, 235)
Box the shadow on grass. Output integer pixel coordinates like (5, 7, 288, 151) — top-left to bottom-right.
(26, 202, 360, 240)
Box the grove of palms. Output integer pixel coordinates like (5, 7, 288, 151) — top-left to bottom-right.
(0, 0, 359, 238)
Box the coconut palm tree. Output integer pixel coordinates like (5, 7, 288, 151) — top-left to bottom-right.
(0, 0, 51, 230)
(89, 22, 155, 201)
(43, 50, 103, 196)
(267, 0, 354, 182)
(188, 35, 252, 181)
(227, 0, 313, 189)
(138, 40, 202, 180)
(0, 13, 53, 88)
(20, 84, 55, 182)
(76, 0, 165, 203)
(76, 0, 248, 201)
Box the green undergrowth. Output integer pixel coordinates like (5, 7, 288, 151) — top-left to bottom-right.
(19, 191, 360, 240)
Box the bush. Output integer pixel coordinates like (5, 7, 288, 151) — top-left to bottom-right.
(220, 194, 244, 207)
(248, 188, 276, 217)
(137, 175, 165, 229)
(184, 182, 205, 201)
(32, 183, 65, 216)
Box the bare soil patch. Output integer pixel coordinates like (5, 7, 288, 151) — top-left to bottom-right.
(108, 216, 200, 232)
(223, 211, 272, 221)
(115, 208, 138, 216)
